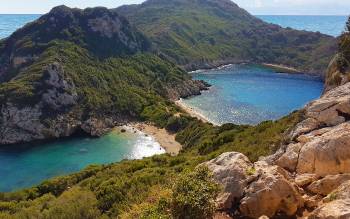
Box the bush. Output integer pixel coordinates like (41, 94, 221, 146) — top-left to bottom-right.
(171, 166, 220, 219)
(165, 116, 190, 133)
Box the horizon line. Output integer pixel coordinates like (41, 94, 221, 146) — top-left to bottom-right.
(0, 13, 348, 16)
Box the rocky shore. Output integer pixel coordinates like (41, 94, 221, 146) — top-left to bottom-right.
(203, 71, 350, 218)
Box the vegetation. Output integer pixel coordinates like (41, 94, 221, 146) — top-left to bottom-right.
(338, 16, 350, 72)
(325, 16, 350, 89)
(0, 2, 319, 218)
(117, 0, 336, 74)
(171, 166, 220, 219)
(0, 111, 302, 218)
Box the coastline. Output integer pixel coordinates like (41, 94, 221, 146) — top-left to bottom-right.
(175, 99, 217, 125)
(261, 63, 302, 74)
(187, 61, 304, 75)
(129, 122, 182, 156)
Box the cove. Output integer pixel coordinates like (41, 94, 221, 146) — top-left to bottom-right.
(0, 127, 165, 192)
(184, 64, 324, 125)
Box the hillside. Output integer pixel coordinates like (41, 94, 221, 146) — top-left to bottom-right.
(1, 17, 349, 219)
(0, 6, 207, 145)
(116, 0, 337, 76)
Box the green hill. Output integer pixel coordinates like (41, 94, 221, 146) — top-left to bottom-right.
(0, 6, 207, 145)
(116, 0, 337, 76)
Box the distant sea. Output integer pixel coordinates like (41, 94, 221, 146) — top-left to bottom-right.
(257, 15, 348, 37)
(0, 14, 40, 39)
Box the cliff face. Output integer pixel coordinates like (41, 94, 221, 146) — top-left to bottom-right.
(205, 20, 350, 218)
(0, 6, 207, 145)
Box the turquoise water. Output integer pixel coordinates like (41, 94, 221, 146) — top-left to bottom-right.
(0, 128, 165, 192)
(257, 15, 347, 37)
(184, 65, 323, 125)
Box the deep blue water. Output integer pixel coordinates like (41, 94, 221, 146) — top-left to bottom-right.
(257, 15, 347, 37)
(184, 65, 323, 125)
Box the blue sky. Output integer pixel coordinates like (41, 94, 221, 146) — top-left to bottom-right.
(1, 0, 349, 15)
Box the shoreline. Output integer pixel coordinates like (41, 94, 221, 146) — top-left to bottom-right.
(128, 122, 182, 156)
(175, 99, 217, 125)
(261, 63, 302, 74)
(187, 61, 305, 75)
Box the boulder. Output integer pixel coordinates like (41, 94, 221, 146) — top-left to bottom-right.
(239, 162, 304, 218)
(296, 122, 350, 177)
(288, 82, 350, 142)
(205, 152, 256, 210)
(305, 82, 350, 127)
(307, 174, 350, 196)
(295, 174, 318, 187)
(275, 143, 302, 172)
(308, 181, 350, 219)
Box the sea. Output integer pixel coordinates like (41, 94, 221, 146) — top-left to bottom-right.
(183, 15, 347, 125)
(0, 14, 347, 192)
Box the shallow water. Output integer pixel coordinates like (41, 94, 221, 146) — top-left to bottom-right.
(0, 127, 165, 192)
(183, 64, 323, 125)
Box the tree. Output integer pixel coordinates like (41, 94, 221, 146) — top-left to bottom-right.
(171, 166, 220, 219)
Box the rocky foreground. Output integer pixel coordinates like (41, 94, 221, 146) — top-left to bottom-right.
(205, 79, 350, 218)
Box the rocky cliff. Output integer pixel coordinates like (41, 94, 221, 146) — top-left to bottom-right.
(0, 6, 207, 145)
(205, 19, 350, 218)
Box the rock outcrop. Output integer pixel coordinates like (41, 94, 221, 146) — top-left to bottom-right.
(0, 63, 119, 144)
(239, 162, 304, 218)
(205, 152, 256, 210)
(309, 180, 350, 219)
(208, 68, 350, 217)
(206, 153, 304, 218)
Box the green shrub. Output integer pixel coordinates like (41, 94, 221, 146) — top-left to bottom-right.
(165, 116, 191, 133)
(171, 166, 220, 219)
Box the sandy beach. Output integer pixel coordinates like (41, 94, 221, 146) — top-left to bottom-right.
(262, 63, 301, 74)
(130, 122, 182, 156)
(175, 99, 216, 125)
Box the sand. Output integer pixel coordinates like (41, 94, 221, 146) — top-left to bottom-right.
(130, 122, 182, 156)
(175, 99, 217, 125)
(262, 63, 301, 74)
